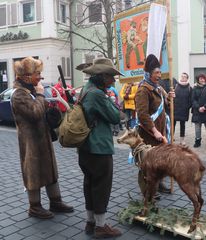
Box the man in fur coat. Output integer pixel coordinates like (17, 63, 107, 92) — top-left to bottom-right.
(11, 57, 73, 219)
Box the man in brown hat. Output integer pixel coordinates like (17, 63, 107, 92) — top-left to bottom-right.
(136, 54, 175, 195)
(11, 57, 74, 219)
(77, 58, 123, 238)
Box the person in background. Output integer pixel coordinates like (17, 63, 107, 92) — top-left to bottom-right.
(77, 58, 123, 238)
(120, 82, 138, 128)
(174, 72, 192, 145)
(106, 85, 120, 136)
(191, 73, 206, 148)
(136, 54, 175, 195)
(52, 77, 76, 113)
(11, 57, 74, 219)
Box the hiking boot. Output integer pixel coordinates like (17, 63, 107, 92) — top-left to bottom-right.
(193, 138, 201, 148)
(94, 224, 122, 238)
(158, 182, 171, 194)
(29, 204, 54, 219)
(85, 221, 95, 235)
(50, 201, 74, 213)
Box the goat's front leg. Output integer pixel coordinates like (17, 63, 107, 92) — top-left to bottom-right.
(140, 180, 158, 217)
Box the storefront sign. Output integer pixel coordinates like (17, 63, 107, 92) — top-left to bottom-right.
(0, 31, 29, 42)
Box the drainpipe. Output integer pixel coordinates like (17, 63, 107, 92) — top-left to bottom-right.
(69, 0, 74, 87)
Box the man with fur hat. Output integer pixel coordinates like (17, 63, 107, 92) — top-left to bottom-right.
(76, 58, 123, 238)
(136, 54, 175, 195)
(11, 57, 74, 219)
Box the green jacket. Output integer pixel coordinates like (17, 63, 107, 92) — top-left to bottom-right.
(79, 81, 120, 154)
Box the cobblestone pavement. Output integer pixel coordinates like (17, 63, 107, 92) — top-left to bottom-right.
(0, 121, 205, 240)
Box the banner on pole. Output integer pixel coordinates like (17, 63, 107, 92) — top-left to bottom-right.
(114, 1, 169, 83)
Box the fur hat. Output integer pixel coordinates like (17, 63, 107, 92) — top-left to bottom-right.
(82, 58, 124, 76)
(144, 54, 160, 73)
(14, 57, 43, 77)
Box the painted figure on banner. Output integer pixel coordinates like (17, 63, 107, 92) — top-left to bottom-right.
(122, 16, 148, 70)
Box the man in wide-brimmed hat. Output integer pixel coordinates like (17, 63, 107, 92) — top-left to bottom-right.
(11, 56, 74, 219)
(77, 58, 123, 238)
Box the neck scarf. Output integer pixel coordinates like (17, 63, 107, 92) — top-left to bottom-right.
(139, 72, 159, 89)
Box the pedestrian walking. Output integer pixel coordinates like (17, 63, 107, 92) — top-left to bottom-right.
(11, 57, 74, 219)
(77, 58, 123, 238)
(174, 72, 192, 145)
(191, 73, 206, 148)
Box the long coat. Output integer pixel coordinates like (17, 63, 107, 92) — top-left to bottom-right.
(11, 81, 58, 190)
(79, 81, 120, 155)
(135, 82, 168, 146)
(174, 83, 192, 121)
(191, 84, 206, 123)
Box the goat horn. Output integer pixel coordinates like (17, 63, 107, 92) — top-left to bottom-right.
(47, 86, 70, 110)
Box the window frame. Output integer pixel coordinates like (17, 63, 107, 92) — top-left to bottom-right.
(20, 0, 36, 24)
(56, 0, 69, 26)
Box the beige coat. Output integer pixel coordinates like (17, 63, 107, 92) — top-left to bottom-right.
(11, 81, 58, 190)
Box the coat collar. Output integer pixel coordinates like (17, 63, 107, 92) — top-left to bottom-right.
(141, 82, 162, 97)
(13, 80, 35, 94)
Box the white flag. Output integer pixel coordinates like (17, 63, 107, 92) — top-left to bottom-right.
(146, 3, 167, 60)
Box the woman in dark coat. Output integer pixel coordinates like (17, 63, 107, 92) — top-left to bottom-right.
(174, 72, 192, 145)
(191, 73, 206, 147)
(11, 57, 73, 219)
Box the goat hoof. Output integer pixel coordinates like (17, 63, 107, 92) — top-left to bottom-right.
(138, 209, 147, 217)
(187, 224, 196, 234)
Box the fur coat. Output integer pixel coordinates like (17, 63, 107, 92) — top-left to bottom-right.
(135, 82, 168, 146)
(11, 81, 58, 190)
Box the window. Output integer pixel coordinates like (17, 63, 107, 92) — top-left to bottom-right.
(124, 0, 132, 10)
(22, 1, 35, 23)
(83, 54, 103, 81)
(60, 3, 66, 23)
(56, 0, 68, 24)
(88, 2, 102, 23)
(0, 5, 6, 27)
(76, 4, 83, 24)
(61, 57, 71, 77)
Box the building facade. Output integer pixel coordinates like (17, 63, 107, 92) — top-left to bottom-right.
(0, 0, 71, 93)
(70, 0, 206, 89)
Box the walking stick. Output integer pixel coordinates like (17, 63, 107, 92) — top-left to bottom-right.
(166, 0, 174, 193)
(57, 65, 75, 104)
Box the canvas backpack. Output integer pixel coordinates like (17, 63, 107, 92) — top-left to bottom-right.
(58, 88, 94, 148)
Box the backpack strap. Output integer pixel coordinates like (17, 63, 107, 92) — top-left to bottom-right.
(78, 87, 95, 103)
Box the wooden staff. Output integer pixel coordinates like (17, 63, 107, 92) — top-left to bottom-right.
(165, 0, 174, 193)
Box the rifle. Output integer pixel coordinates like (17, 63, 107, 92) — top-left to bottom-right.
(57, 65, 75, 104)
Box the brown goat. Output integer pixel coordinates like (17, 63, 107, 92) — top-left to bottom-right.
(117, 128, 205, 233)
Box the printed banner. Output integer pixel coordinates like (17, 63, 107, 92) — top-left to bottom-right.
(114, 1, 169, 83)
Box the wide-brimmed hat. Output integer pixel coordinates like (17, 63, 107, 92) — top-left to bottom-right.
(14, 56, 43, 77)
(82, 58, 124, 76)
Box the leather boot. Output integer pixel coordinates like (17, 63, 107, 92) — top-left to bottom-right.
(46, 182, 74, 213)
(49, 197, 74, 213)
(29, 202, 54, 219)
(94, 224, 122, 238)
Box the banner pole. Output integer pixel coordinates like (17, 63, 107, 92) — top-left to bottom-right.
(165, 0, 174, 193)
